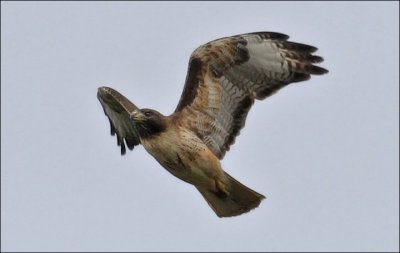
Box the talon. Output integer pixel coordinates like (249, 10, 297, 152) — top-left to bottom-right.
(216, 180, 230, 198)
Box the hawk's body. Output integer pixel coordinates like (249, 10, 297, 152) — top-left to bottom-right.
(97, 32, 328, 217)
(140, 121, 222, 189)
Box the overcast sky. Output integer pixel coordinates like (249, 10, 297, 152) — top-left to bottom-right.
(1, 1, 399, 252)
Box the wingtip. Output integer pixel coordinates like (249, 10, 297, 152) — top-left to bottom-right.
(313, 65, 329, 75)
(98, 86, 111, 95)
(244, 31, 290, 41)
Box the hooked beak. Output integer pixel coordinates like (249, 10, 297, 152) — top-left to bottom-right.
(130, 110, 145, 121)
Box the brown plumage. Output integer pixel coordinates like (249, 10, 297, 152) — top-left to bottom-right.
(97, 32, 328, 217)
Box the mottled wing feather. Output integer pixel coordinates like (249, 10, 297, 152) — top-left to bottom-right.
(97, 86, 140, 155)
(174, 32, 328, 159)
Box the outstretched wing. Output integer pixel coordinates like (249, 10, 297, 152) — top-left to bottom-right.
(97, 86, 140, 155)
(174, 32, 328, 159)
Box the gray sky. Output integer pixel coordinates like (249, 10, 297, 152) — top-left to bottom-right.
(1, 1, 399, 252)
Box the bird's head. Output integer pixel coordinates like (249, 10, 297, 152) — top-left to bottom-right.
(130, 108, 167, 138)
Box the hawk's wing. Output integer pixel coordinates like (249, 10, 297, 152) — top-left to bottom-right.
(97, 86, 140, 155)
(174, 32, 328, 159)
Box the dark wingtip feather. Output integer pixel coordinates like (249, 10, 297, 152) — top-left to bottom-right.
(120, 140, 126, 155)
(282, 41, 318, 53)
(292, 73, 311, 82)
(309, 55, 324, 63)
(310, 65, 329, 75)
(244, 31, 289, 41)
(109, 119, 116, 136)
(291, 64, 328, 82)
(257, 32, 289, 40)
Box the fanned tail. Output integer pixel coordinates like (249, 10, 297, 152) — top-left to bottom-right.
(196, 172, 265, 217)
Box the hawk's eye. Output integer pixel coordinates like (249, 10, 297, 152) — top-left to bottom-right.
(144, 111, 152, 117)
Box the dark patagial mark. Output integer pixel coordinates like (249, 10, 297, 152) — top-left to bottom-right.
(174, 57, 203, 112)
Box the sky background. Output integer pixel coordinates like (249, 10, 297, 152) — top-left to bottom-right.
(1, 1, 399, 252)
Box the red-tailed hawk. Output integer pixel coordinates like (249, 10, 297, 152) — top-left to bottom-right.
(97, 32, 328, 217)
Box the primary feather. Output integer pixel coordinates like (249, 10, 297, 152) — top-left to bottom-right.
(174, 32, 328, 159)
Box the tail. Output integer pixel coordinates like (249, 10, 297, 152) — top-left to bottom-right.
(196, 172, 265, 218)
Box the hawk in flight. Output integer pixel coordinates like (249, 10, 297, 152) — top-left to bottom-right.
(97, 32, 328, 217)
